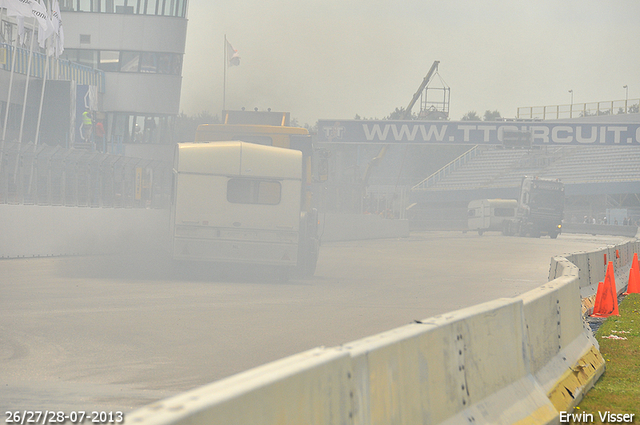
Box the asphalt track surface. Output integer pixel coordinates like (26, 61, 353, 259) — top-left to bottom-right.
(0, 231, 632, 413)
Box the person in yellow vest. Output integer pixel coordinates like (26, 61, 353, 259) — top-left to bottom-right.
(81, 109, 93, 142)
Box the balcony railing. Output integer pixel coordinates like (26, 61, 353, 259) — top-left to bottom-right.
(1, 43, 105, 92)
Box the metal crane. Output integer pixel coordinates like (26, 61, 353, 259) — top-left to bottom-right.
(404, 60, 440, 119)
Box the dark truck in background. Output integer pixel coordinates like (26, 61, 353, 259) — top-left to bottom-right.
(502, 176, 565, 238)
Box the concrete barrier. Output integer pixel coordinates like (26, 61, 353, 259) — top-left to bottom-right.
(126, 347, 353, 425)
(345, 298, 556, 425)
(519, 259, 604, 412)
(127, 298, 558, 425)
(562, 222, 638, 238)
(125, 238, 640, 425)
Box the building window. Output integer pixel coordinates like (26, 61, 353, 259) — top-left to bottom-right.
(109, 113, 173, 144)
(77, 49, 98, 68)
(98, 50, 120, 71)
(120, 51, 139, 72)
(64, 49, 182, 75)
(77, 0, 92, 12)
(63, 0, 187, 16)
(140, 52, 157, 73)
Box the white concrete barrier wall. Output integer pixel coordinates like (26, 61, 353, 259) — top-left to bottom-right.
(127, 348, 353, 425)
(125, 237, 640, 425)
(127, 298, 558, 425)
(345, 298, 556, 425)
(519, 259, 603, 411)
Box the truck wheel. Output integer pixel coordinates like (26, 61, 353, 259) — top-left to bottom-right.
(550, 232, 559, 239)
(478, 229, 484, 236)
(517, 224, 525, 237)
(278, 266, 291, 282)
(295, 213, 319, 278)
(304, 239, 320, 277)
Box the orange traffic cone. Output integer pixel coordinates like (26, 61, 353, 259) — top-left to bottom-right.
(591, 262, 619, 317)
(606, 261, 620, 316)
(624, 253, 640, 295)
(591, 282, 605, 317)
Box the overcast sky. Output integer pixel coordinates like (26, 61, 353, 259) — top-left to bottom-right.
(179, 1, 640, 126)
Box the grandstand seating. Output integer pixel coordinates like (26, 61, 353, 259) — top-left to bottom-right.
(540, 146, 640, 184)
(417, 145, 640, 190)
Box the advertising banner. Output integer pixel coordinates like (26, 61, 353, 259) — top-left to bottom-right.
(317, 120, 640, 146)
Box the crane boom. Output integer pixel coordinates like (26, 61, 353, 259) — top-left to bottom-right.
(404, 60, 440, 119)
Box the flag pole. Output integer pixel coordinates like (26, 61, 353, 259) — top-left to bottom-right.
(30, 0, 54, 195)
(0, 8, 19, 176)
(223, 34, 227, 114)
(14, 18, 37, 180)
(34, 0, 53, 149)
(17, 20, 37, 146)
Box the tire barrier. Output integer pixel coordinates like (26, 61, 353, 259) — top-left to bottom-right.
(126, 239, 639, 425)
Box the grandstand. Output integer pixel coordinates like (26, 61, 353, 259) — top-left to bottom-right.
(410, 144, 640, 228)
(414, 145, 640, 191)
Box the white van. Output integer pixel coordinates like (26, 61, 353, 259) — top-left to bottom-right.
(467, 199, 518, 235)
(170, 141, 318, 276)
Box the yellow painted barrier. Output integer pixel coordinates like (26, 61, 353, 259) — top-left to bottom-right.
(519, 258, 604, 413)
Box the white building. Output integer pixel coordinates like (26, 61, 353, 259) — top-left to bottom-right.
(60, 0, 188, 145)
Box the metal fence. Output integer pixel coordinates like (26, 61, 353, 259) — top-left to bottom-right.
(0, 142, 171, 208)
(365, 185, 408, 219)
(517, 99, 640, 120)
(411, 145, 479, 190)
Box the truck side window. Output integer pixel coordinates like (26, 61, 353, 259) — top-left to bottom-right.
(227, 179, 281, 205)
(494, 208, 515, 217)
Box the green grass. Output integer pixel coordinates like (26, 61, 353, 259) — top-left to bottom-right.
(571, 293, 640, 423)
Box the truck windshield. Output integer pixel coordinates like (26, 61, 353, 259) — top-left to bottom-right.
(530, 189, 564, 208)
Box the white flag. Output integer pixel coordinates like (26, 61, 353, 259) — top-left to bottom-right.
(6, 0, 33, 16)
(226, 39, 240, 67)
(5, 0, 34, 17)
(51, 0, 61, 33)
(32, 0, 55, 49)
(56, 25, 64, 57)
(52, 0, 64, 57)
(16, 15, 26, 45)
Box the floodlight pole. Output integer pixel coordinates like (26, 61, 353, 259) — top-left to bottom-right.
(568, 90, 573, 118)
(223, 35, 227, 113)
